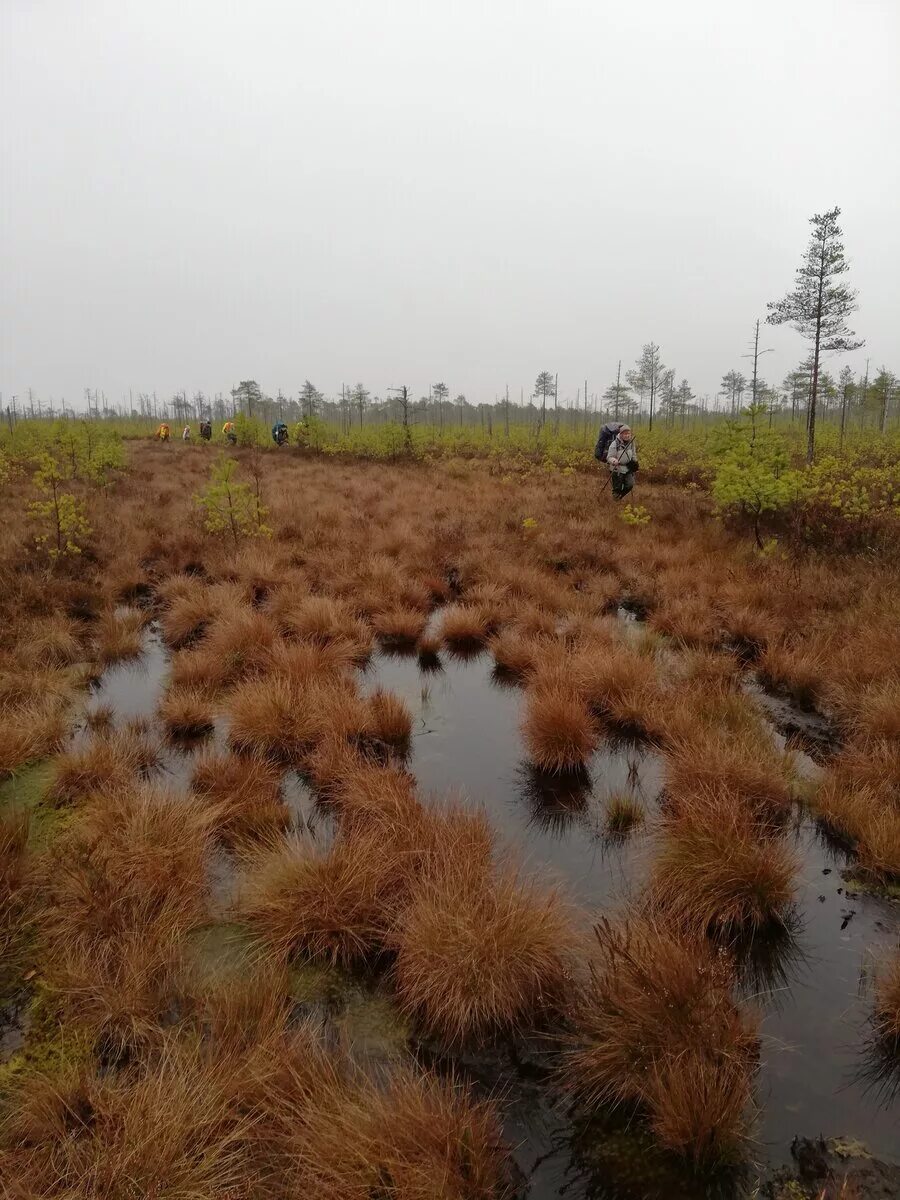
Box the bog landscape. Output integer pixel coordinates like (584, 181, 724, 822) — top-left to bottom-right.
(1, 348, 899, 1198)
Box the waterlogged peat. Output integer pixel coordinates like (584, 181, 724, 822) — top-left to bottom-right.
(369, 645, 900, 1192)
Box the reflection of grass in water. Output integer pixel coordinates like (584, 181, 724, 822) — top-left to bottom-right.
(727, 907, 806, 1005)
(516, 762, 591, 836)
(604, 794, 644, 837)
(855, 1027, 900, 1107)
(568, 1107, 748, 1200)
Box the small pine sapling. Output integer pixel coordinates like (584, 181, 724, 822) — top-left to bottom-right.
(28, 450, 92, 562)
(194, 455, 271, 550)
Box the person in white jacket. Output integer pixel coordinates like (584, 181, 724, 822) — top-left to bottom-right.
(606, 426, 638, 499)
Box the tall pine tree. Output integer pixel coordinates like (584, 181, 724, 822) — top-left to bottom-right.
(767, 207, 863, 463)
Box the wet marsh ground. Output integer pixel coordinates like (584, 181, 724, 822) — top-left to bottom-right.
(2, 444, 900, 1198)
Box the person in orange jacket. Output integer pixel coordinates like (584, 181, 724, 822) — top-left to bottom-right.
(155, 422, 170, 442)
(223, 420, 237, 445)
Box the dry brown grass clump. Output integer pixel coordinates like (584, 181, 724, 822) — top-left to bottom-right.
(439, 603, 494, 650)
(247, 1022, 511, 1199)
(0, 698, 69, 779)
(226, 677, 323, 762)
(94, 606, 145, 664)
(564, 918, 758, 1164)
(240, 832, 402, 966)
(570, 647, 661, 737)
(1, 1040, 255, 1198)
(849, 678, 900, 741)
(159, 579, 216, 648)
(874, 954, 900, 1045)
(757, 640, 825, 709)
(21, 615, 83, 667)
(272, 594, 373, 662)
(521, 684, 597, 773)
(367, 687, 414, 755)
(52, 728, 159, 805)
(40, 784, 214, 1049)
(372, 607, 429, 648)
(191, 749, 289, 846)
(664, 728, 794, 817)
(158, 685, 216, 738)
(392, 856, 576, 1044)
(488, 628, 541, 679)
(179, 606, 280, 695)
(648, 793, 798, 935)
(0, 806, 32, 974)
(816, 777, 900, 882)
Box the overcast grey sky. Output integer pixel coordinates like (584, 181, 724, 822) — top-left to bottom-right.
(2, 0, 898, 411)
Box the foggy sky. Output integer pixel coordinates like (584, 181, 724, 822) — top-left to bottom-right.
(2, 0, 898, 412)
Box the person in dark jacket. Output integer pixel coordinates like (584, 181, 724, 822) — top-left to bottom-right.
(272, 421, 288, 446)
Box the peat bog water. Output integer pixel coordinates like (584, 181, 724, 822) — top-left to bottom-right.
(36, 621, 900, 1198)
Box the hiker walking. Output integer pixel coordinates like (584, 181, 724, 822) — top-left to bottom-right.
(199, 420, 212, 441)
(223, 420, 237, 445)
(181, 424, 191, 442)
(605, 425, 639, 500)
(155, 422, 170, 442)
(272, 420, 288, 446)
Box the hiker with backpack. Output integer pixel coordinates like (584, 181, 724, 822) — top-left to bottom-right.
(594, 421, 639, 500)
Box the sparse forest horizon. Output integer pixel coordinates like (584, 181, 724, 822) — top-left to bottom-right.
(7, 208, 896, 469)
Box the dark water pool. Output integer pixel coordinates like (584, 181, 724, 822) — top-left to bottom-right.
(368, 647, 900, 1194)
(77, 626, 900, 1196)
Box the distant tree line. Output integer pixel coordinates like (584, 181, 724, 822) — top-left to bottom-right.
(4, 209, 893, 459)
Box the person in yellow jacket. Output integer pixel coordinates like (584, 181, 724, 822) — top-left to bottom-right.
(223, 420, 237, 445)
(155, 422, 170, 442)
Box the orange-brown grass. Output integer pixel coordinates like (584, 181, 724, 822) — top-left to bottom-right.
(649, 595, 719, 647)
(47, 904, 191, 1055)
(1, 1039, 256, 1198)
(757, 640, 825, 709)
(392, 856, 576, 1044)
(266, 637, 360, 683)
(848, 679, 900, 741)
(304, 732, 367, 802)
(827, 739, 900, 806)
(372, 607, 429, 648)
(366, 687, 413, 755)
(664, 729, 794, 816)
(52, 729, 159, 805)
(191, 749, 290, 847)
(158, 685, 215, 738)
(570, 647, 661, 737)
(0, 806, 32, 970)
(522, 684, 597, 773)
(489, 628, 541, 679)
(874, 954, 900, 1044)
(40, 785, 214, 1049)
(43, 784, 213, 946)
(22, 615, 83, 667)
(243, 1023, 509, 1199)
(564, 918, 758, 1164)
(240, 832, 402, 966)
(814, 777, 900, 881)
(439, 603, 494, 650)
(94, 606, 145, 664)
(648, 794, 798, 935)
(159, 582, 216, 648)
(0, 699, 69, 778)
(272, 595, 373, 661)
(189, 606, 280, 692)
(226, 676, 336, 758)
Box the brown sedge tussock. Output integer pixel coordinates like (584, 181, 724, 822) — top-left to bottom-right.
(392, 853, 577, 1045)
(563, 918, 758, 1166)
